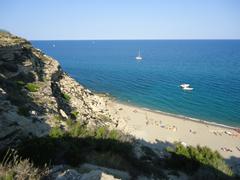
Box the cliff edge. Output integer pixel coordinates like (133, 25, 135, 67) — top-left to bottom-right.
(0, 32, 115, 149)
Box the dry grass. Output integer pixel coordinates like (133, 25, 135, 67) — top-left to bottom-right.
(0, 149, 48, 180)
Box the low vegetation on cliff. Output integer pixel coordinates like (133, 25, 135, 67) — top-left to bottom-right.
(14, 123, 167, 179)
(1, 123, 236, 179)
(0, 149, 48, 180)
(166, 143, 234, 178)
(25, 83, 40, 92)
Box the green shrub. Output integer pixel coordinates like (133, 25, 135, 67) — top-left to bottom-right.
(67, 122, 123, 141)
(66, 119, 74, 127)
(62, 93, 70, 101)
(108, 130, 120, 140)
(95, 127, 108, 139)
(49, 127, 64, 138)
(53, 115, 64, 122)
(167, 143, 233, 176)
(70, 111, 78, 119)
(68, 122, 88, 137)
(25, 83, 39, 92)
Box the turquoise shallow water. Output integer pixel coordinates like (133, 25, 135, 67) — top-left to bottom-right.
(32, 40, 240, 127)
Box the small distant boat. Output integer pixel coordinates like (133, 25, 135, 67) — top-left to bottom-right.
(52, 44, 55, 47)
(180, 83, 193, 91)
(136, 49, 143, 60)
(180, 84, 190, 88)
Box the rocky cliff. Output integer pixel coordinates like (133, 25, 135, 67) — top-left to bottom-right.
(0, 32, 115, 149)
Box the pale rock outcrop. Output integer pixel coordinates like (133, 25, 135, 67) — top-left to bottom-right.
(59, 109, 68, 119)
(79, 163, 130, 180)
(50, 164, 123, 180)
(81, 170, 120, 180)
(55, 170, 120, 180)
(56, 169, 82, 180)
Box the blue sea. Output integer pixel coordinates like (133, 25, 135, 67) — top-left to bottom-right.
(31, 40, 240, 127)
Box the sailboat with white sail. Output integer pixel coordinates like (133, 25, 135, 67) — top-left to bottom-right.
(136, 49, 143, 60)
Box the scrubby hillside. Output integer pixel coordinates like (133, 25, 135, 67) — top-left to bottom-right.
(0, 32, 117, 149)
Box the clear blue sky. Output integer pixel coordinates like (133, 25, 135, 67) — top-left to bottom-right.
(1, 0, 240, 40)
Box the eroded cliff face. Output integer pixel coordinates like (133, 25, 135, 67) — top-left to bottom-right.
(0, 32, 115, 149)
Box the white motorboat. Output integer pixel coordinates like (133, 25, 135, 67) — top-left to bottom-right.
(180, 83, 193, 91)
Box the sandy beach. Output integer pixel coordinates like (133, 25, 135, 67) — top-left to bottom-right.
(106, 99, 240, 166)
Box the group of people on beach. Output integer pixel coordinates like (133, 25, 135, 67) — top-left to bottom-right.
(220, 146, 240, 153)
(189, 129, 197, 134)
(211, 129, 240, 138)
(160, 124, 178, 132)
(221, 147, 233, 152)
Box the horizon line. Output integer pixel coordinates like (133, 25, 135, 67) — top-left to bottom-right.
(30, 38, 240, 41)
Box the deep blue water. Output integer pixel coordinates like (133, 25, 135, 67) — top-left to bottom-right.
(31, 40, 240, 126)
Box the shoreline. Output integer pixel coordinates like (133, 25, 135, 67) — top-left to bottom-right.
(88, 84, 239, 129)
(104, 95, 240, 165)
(112, 98, 239, 130)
